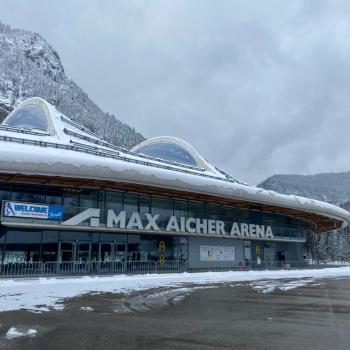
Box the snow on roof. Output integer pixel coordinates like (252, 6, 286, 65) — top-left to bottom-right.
(1, 97, 350, 228)
(131, 136, 213, 171)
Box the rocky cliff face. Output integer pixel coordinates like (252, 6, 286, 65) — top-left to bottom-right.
(0, 21, 145, 148)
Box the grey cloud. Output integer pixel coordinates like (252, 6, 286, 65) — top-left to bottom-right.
(1, 0, 350, 184)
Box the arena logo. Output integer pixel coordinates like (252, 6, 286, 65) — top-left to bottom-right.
(61, 209, 274, 239)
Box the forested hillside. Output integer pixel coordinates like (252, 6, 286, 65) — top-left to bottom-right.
(259, 173, 350, 263)
(0, 21, 145, 149)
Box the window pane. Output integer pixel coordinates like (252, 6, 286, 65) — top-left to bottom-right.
(0, 244, 4, 262)
(206, 204, 220, 220)
(42, 243, 58, 262)
(140, 195, 151, 226)
(99, 233, 126, 242)
(59, 231, 92, 241)
(106, 191, 123, 211)
(5, 105, 48, 131)
(135, 142, 197, 166)
(6, 230, 41, 243)
(147, 236, 177, 262)
(127, 238, 149, 261)
(219, 206, 236, 233)
(11, 189, 45, 203)
(151, 197, 173, 230)
(4, 244, 41, 263)
(63, 193, 79, 220)
(124, 193, 138, 219)
(42, 230, 59, 242)
(139, 195, 151, 215)
(79, 190, 98, 209)
(244, 241, 251, 260)
(0, 229, 6, 243)
(174, 200, 188, 218)
(188, 201, 204, 219)
(0, 189, 11, 202)
(178, 237, 188, 261)
(4, 231, 41, 263)
(45, 194, 62, 205)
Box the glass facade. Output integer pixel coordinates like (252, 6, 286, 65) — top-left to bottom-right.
(0, 228, 184, 264)
(135, 142, 197, 166)
(5, 105, 48, 131)
(0, 183, 313, 239)
(0, 182, 312, 264)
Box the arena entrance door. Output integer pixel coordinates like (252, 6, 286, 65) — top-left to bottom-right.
(58, 241, 91, 262)
(99, 242, 127, 262)
(58, 241, 75, 262)
(99, 242, 113, 262)
(58, 241, 128, 263)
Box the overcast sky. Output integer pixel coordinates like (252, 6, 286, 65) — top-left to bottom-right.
(1, 0, 350, 184)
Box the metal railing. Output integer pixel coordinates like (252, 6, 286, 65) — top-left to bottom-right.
(0, 260, 333, 279)
(1, 118, 208, 174)
(61, 115, 207, 172)
(0, 260, 186, 278)
(64, 128, 206, 172)
(0, 134, 248, 186)
(0, 124, 50, 136)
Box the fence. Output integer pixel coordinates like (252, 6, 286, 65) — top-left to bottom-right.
(0, 259, 335, 278)
(0, 260, 186, 278)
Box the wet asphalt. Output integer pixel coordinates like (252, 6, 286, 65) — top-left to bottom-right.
(0, 278, 350, 350)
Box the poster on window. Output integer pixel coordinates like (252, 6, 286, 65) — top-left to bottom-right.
(200, 246, 235, 261)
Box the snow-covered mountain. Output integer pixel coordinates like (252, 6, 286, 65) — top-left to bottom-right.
(259, 172, 350, 262)
(258, 172, 350, 210)
(0, 21, 145, 149)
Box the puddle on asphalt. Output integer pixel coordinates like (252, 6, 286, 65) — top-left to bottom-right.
(113, 287, 194, 313)
(249, 278, 325, 294)
(48, 279, 327, 316)
(74, 285, 219, 314)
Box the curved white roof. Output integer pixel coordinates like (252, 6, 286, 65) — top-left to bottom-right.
(1, 97, 350, 230)
(3, 97, 59, 136)
(131, 136, 213, 171)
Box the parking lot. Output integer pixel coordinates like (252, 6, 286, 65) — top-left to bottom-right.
(1, 277, 350, 350)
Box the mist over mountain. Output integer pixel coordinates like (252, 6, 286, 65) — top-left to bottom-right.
(258, 172, 350, 209)
(259, 172, 350, 262)
(0, 21, 145, 149)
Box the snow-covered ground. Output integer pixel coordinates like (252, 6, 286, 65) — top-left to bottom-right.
(1, 267, 350, 313)
(5, 327, 37, 340)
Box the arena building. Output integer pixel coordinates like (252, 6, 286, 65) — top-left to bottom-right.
(0, 97, 349, 270)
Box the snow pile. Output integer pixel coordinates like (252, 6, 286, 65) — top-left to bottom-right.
(80, 306, 94, 312)
(112, 286, 218, 313)
(113, 287, 195, 313)
(5, 327, 37, 340)
(249, 278, 319, 293)
(0, 267, 350, 313)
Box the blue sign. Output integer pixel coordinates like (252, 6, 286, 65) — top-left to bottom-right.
(3, 201, 64, 221)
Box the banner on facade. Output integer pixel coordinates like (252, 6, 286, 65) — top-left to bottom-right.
(60, 208, 274, 239)
(1, 202, 276, 240)
(3, 201, 64, 221)
(200, 245, 235, 261)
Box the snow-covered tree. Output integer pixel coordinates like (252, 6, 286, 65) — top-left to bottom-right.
(0, 21, 145, 149)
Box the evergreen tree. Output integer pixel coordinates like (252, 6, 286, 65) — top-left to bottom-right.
(0, 21, 145, 149)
